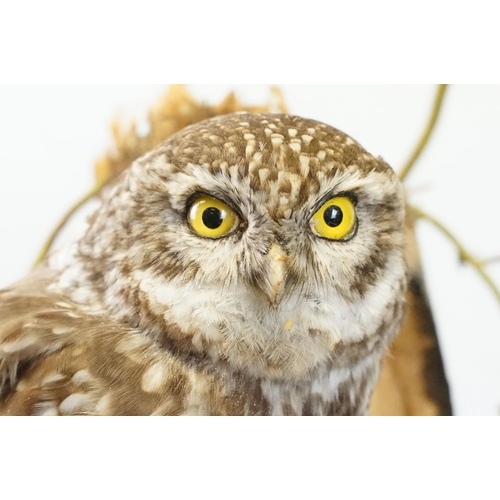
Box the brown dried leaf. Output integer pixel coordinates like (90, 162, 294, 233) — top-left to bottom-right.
(94, 85, 288, 186)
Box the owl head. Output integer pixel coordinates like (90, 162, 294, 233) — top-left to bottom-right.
(75, 113, 406, 381)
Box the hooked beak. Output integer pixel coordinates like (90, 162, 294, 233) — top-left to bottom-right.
(260, 243, 288, 307)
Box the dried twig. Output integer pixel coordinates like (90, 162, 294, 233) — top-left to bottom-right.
(399, 85, 448, 182)
(481, 256, 500, 266)
(410, 205, 500, 306)
(34, 179, 108, 266)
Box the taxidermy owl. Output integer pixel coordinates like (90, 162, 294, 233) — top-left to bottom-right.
(0, 113, 406, 416)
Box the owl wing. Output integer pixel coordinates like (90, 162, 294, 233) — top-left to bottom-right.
(369, 218, 452, 416)
(0, 269, 192, 416)
(0, 270, 82, 404)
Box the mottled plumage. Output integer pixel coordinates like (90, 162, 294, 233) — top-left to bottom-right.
(0, 113, 406, 416)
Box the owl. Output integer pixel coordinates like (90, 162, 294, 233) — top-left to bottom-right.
(0, 113, 406, 416)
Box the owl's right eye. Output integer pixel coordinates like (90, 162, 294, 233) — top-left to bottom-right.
(311, 196, 357, 241)
(187, 195, 239, 239)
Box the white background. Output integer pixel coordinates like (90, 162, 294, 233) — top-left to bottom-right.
(0, 84, 499, 416)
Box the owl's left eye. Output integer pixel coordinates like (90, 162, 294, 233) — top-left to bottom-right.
(188, 195, 239, 239)
(312, 196, 357, 241)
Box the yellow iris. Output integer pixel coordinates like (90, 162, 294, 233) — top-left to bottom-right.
(312, 196, 356, 240)
(188, 195, 238, 238)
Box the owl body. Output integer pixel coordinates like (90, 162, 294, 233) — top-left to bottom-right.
(0, 113, 406, 416)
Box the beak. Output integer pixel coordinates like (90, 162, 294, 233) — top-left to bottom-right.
(261, 243, 288, 307)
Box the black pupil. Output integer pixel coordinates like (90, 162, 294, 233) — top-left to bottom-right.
(324, 205, 343, 227)
(202, 207, 224, 229)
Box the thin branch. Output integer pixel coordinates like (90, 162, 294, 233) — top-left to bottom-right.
(399, 85, 448, 182)
(34, 180, 107, 266)
(481, 256, 500, 266)
(410, 205, 500, 307)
